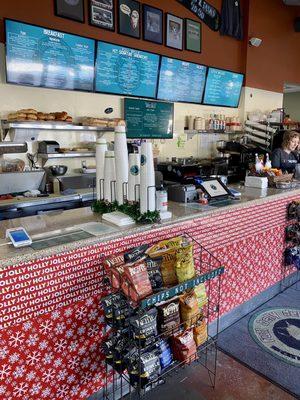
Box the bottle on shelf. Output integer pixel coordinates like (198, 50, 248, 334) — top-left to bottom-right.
(265, 153, 272, 169)
(255, 153, 263, 173)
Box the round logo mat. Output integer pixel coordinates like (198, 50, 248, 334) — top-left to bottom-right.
(249, 307, 300, 367)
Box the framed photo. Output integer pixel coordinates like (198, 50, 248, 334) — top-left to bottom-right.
(166, 13, 183, 50)
(142, 4, 163, 45)
(54, 0, 84, 22)
(118, 0, 141, 39)
(89, 0, 115, 31)
(185, 18, 201, 53)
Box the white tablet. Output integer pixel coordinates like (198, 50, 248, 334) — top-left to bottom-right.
(6, 227, 32, 248)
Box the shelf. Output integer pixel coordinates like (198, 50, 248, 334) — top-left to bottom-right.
(184, 129, 243, 141)
(1, 121, 114, 132)
(38, 152, 95, 160)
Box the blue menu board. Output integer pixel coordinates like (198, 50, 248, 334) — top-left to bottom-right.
(95, 42, 160, 98)
(125, 98, 173, 139)
(157, 57, 207, 103)
(5, 20, 95, 91)
(203, 68, 244, 107)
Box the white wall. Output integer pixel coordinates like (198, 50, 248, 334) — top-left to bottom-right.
(0, 43, 284, 172)
(283, 91, 300, 121)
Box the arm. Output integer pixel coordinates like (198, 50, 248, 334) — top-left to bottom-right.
(271, 149, 281, 169)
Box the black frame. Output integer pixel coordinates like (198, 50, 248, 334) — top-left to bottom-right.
(95, 40, 160, 99)
(4, 18, 96, 94)
(142, 4, 163, 45)
(54, 0, 85, 23)
(156, 55, 207, 105)
(185, 18, 202, 54)
(165, 13, 183, 51)
(202, 66, 245, 108)
(89, 0, 115, 31)
(117, 0, 141, 39)
(124, 97, 174, 139)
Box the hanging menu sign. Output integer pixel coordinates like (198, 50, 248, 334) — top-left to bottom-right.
(5, 19, 95, 91)
(177, 0, 220, 31)
(125, 98, 174, 139)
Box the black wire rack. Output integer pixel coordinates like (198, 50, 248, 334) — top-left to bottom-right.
(101, 232, 224, 400)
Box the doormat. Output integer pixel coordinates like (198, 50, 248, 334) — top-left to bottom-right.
(218, 283, 300, 398)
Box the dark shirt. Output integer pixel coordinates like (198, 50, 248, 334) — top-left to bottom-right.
(220, 0, 243, 40)
(271, 148, 298, 172)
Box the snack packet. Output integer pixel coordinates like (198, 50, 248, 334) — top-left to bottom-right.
(156, 339, 173, 369)
(176, 243, 195, 283)
(152, 248, 177, 286)
(101, 292, 124, 325)
(122, 261, 153, 302)
(194, 284, 208, 308)
(103, 254, 125, 289)
(129, 308, 158, 348)
(156, 298, 180, 336)
(179, 290, 201, 329)
(146, 236, 183, 256)
(172, 329, 197, 364)
(146, 256, 163, 290)
(193, 318, 208, 347)
(124, 244, 149, 263)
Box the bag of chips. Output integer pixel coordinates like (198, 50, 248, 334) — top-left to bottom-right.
(147, 236, 183, 256)
(112, 296, 133, 329)
(171, 329, 197, 364)
(151, 248, 178, 286)
(146, 256, 163, 290)
(176, 243, 195, 283)
(156, 339, 173, 370)
(193, 318, 208, 347)
(103, 254, 125, 289)
(124, 244, 149, 263)
(194, 284, 208, 308)
(156, 298, 180, 336)
(101, 292, 124, 326)
(179, 290, 201, 329)
(122, 261, 153, 302)
(129, 308, 158, 348)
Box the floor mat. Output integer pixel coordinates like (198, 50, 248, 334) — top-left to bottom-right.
(218, 283, 300, 398)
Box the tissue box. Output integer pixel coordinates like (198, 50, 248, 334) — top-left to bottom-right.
(245, 176, 268, 189)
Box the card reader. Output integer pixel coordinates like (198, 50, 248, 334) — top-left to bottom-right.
(6, 227, 32, 248)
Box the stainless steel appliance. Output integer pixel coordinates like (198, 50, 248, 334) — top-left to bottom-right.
(168, 184, 198, 203)
(38, 141, 60, 154)
(0, 171, 46, 195)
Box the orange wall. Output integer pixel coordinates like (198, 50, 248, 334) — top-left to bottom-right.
(246, 0, 300, 93)
(0, 0, 244, 72)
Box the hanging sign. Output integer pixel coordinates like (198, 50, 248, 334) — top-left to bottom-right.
(177, 0, 221, 31)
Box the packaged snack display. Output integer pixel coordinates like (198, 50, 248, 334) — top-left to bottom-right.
(193, 318, 208, 347)
(176, 243, 195, 283)
(130, 308, 158, 347)
(171, 329, 197, 364)
(146, 257, 163, 290)
(124, 244, 149, 263)
(179, 290, 201, 329)
(157, 340, 173, 370)
(122, 261, 153, 302)
(156, 298, 180, 336)
(194, 284, 208, 308)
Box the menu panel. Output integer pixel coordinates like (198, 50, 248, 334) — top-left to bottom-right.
(125, 98, 173, 139)
(203, 67, 244, 107)
(157, 57, 207, 103)
(5, 20, 95, 91)
(95, 42, 160, 98)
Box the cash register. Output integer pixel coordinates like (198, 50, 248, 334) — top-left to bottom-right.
(197, 178, 239, 206)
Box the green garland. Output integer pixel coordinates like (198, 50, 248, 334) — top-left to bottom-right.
(92, 200, 160, 224)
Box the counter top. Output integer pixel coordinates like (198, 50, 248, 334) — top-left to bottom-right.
(1, 184, 300, 268)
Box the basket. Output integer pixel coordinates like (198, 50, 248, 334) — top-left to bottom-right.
(267, 173, 294, 187)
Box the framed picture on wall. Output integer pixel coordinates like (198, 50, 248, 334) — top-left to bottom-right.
(166, 13, 183, 50)
(142, 4, 163, 45)
(118, 0, 141, 39)
(54, 0, 85, 22)
(185, 18, 201, 53)
(89, 0, 115, 31)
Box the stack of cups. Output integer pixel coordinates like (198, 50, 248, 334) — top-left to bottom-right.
(95, 138, 107, 200)
(128, 153, 140, 202)
(140, 141, 155, 214)
(104, 151, 116, 202)
(114, 125, 128, 205)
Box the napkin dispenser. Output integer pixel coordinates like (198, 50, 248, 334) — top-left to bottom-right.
(245, 176, 268, 189)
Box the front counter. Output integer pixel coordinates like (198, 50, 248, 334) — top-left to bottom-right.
(0, 185, 299, 399)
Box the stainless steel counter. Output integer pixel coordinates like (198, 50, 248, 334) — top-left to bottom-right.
(1, 184, 300, 268)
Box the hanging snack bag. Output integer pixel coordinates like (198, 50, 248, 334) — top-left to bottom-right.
(176, 243, 195, 283)
(156, 298, 181, 336)
(124, 244, 149, 263)
(146, 236, 184, 256)
(112, 335, 131, 373)
(101, 292, 124, 326)
(139, 351, 161, 388)
(194, 283, 208, 308)
(193, 318, 208, 347)
(152, 248, 178, 286)
(103, 254, 125, 289)
(172, 329, 197, 364)
(129, 308, 158, 348)
(157, 339, 173, 370)
(122, 261, 153, 302)
(146, 256, 163, 290)
(112, 296, 133, 329)
(179, 290, 201, 329)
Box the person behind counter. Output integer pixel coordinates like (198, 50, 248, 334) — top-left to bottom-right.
(271, 130, 299, 173)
